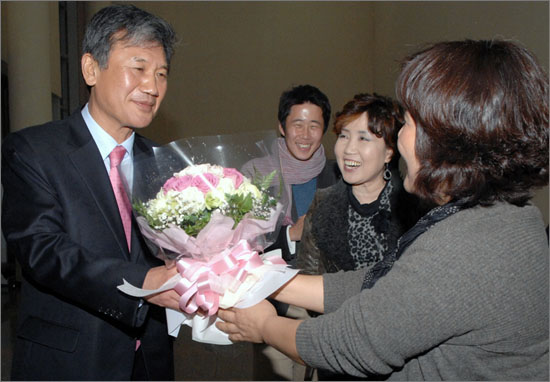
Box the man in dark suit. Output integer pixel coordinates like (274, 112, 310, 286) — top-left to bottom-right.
(2, 5, 181, 380)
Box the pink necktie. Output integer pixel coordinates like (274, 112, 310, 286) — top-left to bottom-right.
(109, 146, 132, 250)
(109, 146, 141, 351)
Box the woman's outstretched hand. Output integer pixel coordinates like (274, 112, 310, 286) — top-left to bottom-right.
(216, 300, 277, 343)
(218, 299, 305, 364)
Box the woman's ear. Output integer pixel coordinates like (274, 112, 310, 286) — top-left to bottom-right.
(278, 123, 286, 137)
(81, 53, 99, 87)
(384, 147, 394, 164)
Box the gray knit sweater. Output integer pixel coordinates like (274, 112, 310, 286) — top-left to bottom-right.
(296, 202, 549, 380)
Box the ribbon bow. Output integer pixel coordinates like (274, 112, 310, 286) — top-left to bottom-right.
(173, 240, 265, 316)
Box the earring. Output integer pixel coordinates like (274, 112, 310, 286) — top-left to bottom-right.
(383, 163, 392, 181)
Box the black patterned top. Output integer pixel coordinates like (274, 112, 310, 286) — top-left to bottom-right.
(297, 174, 421, 276)
(347, 180, 393, 271)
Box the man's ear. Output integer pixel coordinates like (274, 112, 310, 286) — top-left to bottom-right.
(81, 53, 99, 86)
(278, 123, 285, 137)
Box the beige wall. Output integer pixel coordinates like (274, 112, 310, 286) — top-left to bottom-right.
(372, 2, 549, 95)
(2, 1, 55, 132)
(111, 1, 376, 152)
(2, 1, 548, 224)
(1, 5, 7, 60)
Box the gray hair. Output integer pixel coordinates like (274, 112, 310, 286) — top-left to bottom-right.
(82, 4, 177, 70)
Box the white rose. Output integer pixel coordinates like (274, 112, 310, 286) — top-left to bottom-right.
(205, 190, 224, 209)
(175, 186, 206, 215)
(216, 177, 236, 196)
(208, 164, 224, 177)
(148, 191, 173, 214)
(179, 164, 211, 177)
(236, 182, 262, 200)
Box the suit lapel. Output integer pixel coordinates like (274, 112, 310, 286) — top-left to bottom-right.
(66, 112, 131, 260)
(129, 136, 157, 263)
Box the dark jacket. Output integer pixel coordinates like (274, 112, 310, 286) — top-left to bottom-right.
(297, 174, 422, 275)
(2, 110, 174, 380)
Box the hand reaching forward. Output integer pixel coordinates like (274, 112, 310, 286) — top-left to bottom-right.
(217, 300, 305, 364)
(216, 300, 277, 343)
(142, 265, 181, 311)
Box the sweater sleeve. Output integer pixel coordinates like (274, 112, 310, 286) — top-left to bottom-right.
(295, 204, 549, 378)
(296, 237, 471, 377)
(322, 269, 365, 312)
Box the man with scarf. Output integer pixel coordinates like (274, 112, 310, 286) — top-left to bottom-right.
(246, 84, 340, 265)
(241, 84, 340, 380)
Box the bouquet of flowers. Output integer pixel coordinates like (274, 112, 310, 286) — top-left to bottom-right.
(117, 131, 297, 344)
(137, 164, 276, 235)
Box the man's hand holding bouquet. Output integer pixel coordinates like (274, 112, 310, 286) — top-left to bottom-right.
(117, 131, 296, 344)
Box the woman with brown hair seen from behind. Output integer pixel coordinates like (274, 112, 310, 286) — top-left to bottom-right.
(217, 39, 549, 380)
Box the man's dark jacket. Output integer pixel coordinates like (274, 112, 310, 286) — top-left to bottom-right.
(2, 110, 174, 380)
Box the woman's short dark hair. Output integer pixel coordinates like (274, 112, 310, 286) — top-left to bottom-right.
(396, 39, 549, 206)
(82, 4, 177, 70)
(278, 85, 331, 133)
(333, 93, 404, 168)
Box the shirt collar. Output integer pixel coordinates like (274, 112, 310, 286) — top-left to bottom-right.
(81, 103, 135, 160)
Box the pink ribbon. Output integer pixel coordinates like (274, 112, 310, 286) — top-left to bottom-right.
(174, 240, 265, 316)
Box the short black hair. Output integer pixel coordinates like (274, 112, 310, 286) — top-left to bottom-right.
(278, 85, 331, 133)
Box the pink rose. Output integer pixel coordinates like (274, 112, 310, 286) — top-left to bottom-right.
(223, 167, 244, 188)
(192, 173, 220, 194)
(162, 174, 193, 194)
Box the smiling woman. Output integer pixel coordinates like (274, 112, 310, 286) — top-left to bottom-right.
(335, 111, 393, 203)
(294, 93, 423, 380)
(297, 92, 421, 283)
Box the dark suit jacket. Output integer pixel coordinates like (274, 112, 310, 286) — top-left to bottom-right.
(2, 110, 174, 380)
